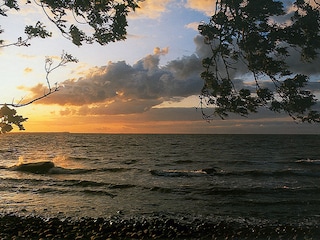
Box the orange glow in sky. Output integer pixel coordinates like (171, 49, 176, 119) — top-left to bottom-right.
(1, 0, 320, 134)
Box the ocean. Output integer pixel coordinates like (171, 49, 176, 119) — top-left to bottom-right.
(0, 133, 319, 229)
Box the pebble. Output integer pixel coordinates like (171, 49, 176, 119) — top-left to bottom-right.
(0, 214, 319, 239)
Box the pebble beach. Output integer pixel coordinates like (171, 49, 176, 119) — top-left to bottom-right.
(0, 214, 319, 239)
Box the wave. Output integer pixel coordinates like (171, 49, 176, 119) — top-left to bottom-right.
(150, 168, 217, 177)
(150, 167, 320, 178)
(0, 176, 137, 192)
(66, 180, 135, 189)
(8, 161, 93, 175)
(147, 184, 320, 199)
(7, 160, 135, 176)
(216, 169, 320, 178)
(67, 156, 92, 161)
(49, 167, 94, 174)
(0, 165, 7, 170)
(18, 185, 117, 197)
(98, 167, 131, 173)
(295, 159, 320, 165)
(80, 189, 116, 197)
(150, 186, 173, 193)
(173, 160, 194, 164)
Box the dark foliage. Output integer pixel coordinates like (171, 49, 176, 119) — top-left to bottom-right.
(198, 0, 320, 122)
(0, 104, 28, 133)
(0, 0, 140, 46)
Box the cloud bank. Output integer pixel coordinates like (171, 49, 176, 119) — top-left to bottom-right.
(25, 47, 204, 115)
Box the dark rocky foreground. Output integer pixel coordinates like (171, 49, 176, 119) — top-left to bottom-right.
(0, 214, 319, 239)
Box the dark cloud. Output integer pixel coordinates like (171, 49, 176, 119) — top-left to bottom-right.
(194, 35, 251, 78)
(285, 48, 320, 76)
(27, 49, 204, 115)
(194, 33, 320, 91)
(76, 99, 163, 115)
(194, 34, 211, 59)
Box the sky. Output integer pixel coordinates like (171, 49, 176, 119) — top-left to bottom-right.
(0, 0, 319, 134)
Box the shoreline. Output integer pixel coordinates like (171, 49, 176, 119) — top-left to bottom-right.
(0, 214, 319, 239)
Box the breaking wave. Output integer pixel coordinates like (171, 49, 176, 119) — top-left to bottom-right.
(150, 168, 217, 177)
(7, 161, 134, 175)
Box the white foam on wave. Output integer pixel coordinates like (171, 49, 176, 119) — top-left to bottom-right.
(296, 159, 320, 164)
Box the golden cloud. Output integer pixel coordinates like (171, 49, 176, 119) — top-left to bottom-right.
(153, 47, 169, 55)
(185, 0, 216, 16)
(185, 22, 200, 31)
(24, 67, 33, 73)
(130, 0, 172, 19)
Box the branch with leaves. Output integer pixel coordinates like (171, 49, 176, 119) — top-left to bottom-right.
(0, 52, 78, 133)
(0, 21, 52, 48)
(37, 0, 140, 46)
(1, 0, 141, 46)
(198, 0, 320, 123)
(3, 52, 78, 108)
(0, 104, 28, 133)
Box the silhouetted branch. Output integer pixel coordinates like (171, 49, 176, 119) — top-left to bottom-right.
(0, 52, 78, 108)
(0, 22, 52, 48)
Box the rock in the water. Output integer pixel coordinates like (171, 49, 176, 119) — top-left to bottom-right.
(10, 161, 55, 174)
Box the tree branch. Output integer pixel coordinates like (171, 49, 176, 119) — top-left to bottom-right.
(0, 21, 52, 48)
(198, 0, 320, 123)
(0, 51, 78, 108)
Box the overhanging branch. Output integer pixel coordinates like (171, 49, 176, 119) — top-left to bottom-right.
(0, 51, 78, 108)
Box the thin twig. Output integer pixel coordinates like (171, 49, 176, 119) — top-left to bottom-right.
(0, 52, 78, 108)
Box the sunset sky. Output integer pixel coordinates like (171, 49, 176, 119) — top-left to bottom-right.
(0, 0, 319, 134)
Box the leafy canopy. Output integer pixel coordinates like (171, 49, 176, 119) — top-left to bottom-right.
(0, 0, 140, 46)
(198, 0, 320, 122)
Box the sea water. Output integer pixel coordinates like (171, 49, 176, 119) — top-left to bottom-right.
(0, 133, 319, 227)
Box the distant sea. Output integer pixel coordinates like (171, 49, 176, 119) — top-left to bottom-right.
(0, 133, 319, 228)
